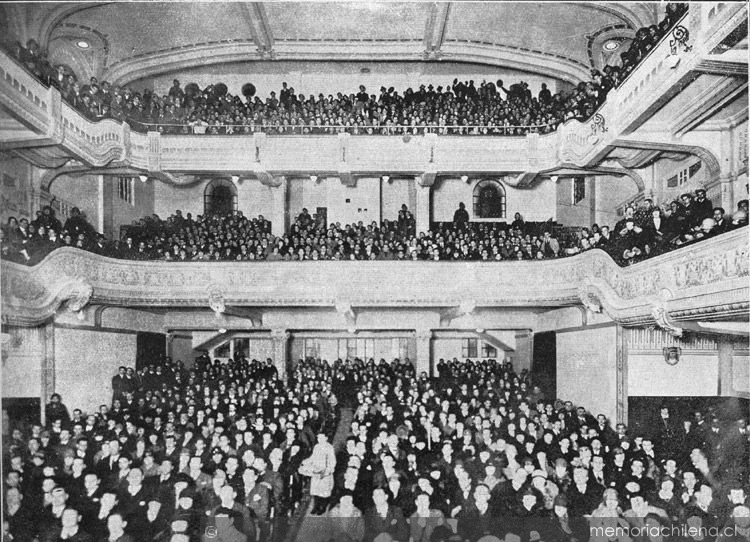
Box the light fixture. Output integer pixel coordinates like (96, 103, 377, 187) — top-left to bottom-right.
(476, 328, 485, 333)
(218, 328, 227, 334)
(550, 175, 559, 183)
(139, 175, 148, 183)
(76, 40, 90, 50)
(381, 175, 389, 183)
(231, 175, 239, 183)
(603, 40, 620, 52)
(310, 175, 318, 182)
(347, 328, 356, 334)
(461, 175, 469, 182)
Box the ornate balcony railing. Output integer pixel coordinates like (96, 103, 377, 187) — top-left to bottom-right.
(0, 3, 745, 177)
(2, 227, 747, 329)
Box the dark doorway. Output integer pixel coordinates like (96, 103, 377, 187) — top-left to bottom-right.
(204, 179, 237, 216)
(136, 332, 166, 370)
(532, 331, 556, 400)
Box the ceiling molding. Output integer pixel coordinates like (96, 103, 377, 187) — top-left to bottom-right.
(38, 3, 107, 51)
(107, 40, 591, 87)
(572, 2, 657, 31)
(423, 2, 451, 58)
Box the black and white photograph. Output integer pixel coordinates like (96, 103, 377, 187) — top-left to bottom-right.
(1, 2, 748, 542)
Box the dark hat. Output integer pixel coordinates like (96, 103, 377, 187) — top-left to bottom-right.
(554, 494, 568, 507)
(179, 487, 197, 500)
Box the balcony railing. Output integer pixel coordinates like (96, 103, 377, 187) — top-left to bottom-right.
(0, 3, 745, 174)
(2, 227, 747, 328)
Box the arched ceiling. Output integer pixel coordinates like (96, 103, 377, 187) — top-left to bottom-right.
(5, 2, 660, 86)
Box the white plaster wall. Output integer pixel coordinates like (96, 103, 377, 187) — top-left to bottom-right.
(628, 354, 719, 397)
(2, 326, 45, 398)
(154, 179, 273, 221)
(135, 61, 562, 102)
(431, 177, 557, 223)
(382, 178, 415, 221)
(557, 325, 618, 422)
(53, 327, 136, 413)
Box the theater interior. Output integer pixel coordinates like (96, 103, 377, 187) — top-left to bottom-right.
(1, 3, 749, 542)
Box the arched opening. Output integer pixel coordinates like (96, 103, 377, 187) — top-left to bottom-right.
(204, 178, 237, 216)
(473, 179, 506, 219)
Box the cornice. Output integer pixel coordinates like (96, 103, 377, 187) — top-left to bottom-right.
(103, 39, 591, 88)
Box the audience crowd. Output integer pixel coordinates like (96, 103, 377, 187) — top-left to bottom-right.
(3, 354, 748, 542)
(4, 355, 340, 542)
(2, 190, 747, 267)
(6, 4, 688, 136)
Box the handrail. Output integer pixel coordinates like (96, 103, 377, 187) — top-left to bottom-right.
(2, 226, 747, 327)
(127, 120, 562, 135)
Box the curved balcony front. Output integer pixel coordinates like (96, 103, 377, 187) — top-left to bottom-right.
(2, 228, 747, 328)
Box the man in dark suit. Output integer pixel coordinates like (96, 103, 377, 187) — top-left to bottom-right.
(363, 487, 408, 542)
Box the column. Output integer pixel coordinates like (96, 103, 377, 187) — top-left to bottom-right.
(40, 322, 55, 425)
(615, 325, 628, 425)
(270, 329, 291, 380)
(720, 174, 735, 213)
(270, 177, 287, 238)
(415, 180, 431, 235)
(717, 337, 734, 396)
(415, 329, 433, 377)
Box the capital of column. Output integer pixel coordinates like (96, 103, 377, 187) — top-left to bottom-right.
(270, 329, 291, 342)
(415, 329, 433, 342)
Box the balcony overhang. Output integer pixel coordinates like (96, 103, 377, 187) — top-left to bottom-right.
(2, 229, 747, 334)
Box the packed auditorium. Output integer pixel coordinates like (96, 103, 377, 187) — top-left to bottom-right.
(1, 3, 749, 542)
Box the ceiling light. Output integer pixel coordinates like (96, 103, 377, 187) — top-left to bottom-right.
(76, 40, 90, 49)
(603, 40, 620, 52)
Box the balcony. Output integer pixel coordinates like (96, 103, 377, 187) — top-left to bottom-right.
(0, 3, 745, 181)
(2, 227, 747, 331)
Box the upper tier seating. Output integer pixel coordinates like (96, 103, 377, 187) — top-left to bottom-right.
(2, 189, 746, 267)
(4, 3, 687, 136)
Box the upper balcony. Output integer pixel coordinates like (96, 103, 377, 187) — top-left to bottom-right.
(2, 227, 747, 334)
(0, 2, 746, 186)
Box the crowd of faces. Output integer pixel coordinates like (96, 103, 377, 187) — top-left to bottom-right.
(3, 191, 747, 267)
(7, 4, 688, 137)
(5, 354, 748, 542)
(4, 356, 341, 542)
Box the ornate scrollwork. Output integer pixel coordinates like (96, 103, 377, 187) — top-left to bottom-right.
(578, 286, 602, 314)
(64, 280, 93, 312)
(208, 289, 226, 315)
(670, 25, 692, 54)
(590, 113, 608, 137)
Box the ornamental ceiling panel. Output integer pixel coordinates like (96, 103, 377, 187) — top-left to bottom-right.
(63, 3, 252, 65)
(266, 2, 430, 41)
(444, 3, 633, 67)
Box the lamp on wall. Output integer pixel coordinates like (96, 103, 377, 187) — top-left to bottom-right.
(139, 175, 148, 183)
(662, 346, 681, 365)
(550, 175, 559, 183)
(218, 328, 227, 334)
(310, 175, 318, 183)
(381, 175, 390, 183)
(461, 175, 469, 183)
(231, 175, 240, 183)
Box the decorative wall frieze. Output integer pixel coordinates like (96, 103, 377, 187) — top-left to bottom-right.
(2, 229, 747, 326)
